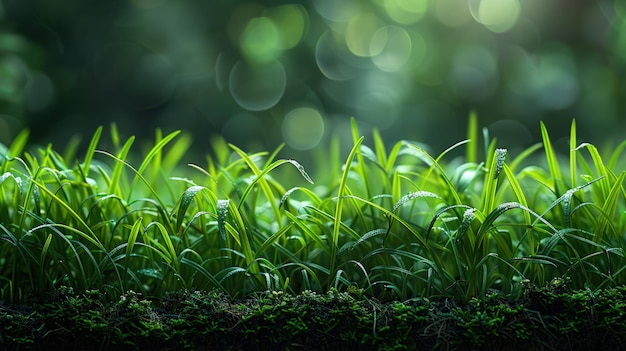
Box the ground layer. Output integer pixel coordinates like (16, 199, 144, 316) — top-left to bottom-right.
(1, 281, 625, 351)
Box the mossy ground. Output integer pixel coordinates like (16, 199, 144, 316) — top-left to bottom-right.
(2, 281, 626, 350)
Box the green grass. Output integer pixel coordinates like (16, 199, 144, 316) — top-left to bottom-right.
(1, 116, 625, 304)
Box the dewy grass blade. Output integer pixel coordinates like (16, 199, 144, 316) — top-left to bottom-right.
(176, 185, 206, 233)
(216, 199, 229, 240)
(392, 191, 441, 214)
(329, 135, 363, 283)
(481, 148, 506, 214)
(229, 144, 285, 224)
(425, 205, 475, 242)
(534, 176, 605, 228)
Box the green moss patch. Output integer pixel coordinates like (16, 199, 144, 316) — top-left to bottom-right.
(2, 283, 626, 350)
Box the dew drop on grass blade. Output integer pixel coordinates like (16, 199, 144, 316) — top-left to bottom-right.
(176, 185, 205, 232)
(217, 199, 229, 240)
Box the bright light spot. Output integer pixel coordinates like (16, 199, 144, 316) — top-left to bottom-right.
(266, 5, 309, 50)
(370, 26, 412, 72)
(382, 0, 428, 25)
(345, 12, 384, 57)
(282, 107, 325, 150)
(470, 0, 521, 33)
(240, 17, 282, 64)
(229, 60, 286, 111)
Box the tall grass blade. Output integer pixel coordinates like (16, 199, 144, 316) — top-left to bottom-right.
(128, 130, 181, 198)
(466, 110, 478, 164)
(570, 119, 577, 188)
(176, 185, 206, 232)
(329, 135, 364, 284)
(81, 126, 103, 176)
(540, 121, 562, 193)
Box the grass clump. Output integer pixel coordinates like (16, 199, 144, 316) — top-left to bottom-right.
(0, 116, 625, 307)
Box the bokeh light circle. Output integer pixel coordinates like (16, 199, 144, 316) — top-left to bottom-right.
(229, 60, 286, 111)
(346, 12, 384, 57)
(240, 17, 281, 64)
(315, 31, 360, 81)
(382, 0, 428, 25)
(282, 107, 325, 150)
(266, 4, 309, 50)
(370, 25, 413, 72)
(470, 0, 521, 33)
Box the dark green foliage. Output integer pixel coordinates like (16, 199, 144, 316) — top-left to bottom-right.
(2, 283, 626, 350)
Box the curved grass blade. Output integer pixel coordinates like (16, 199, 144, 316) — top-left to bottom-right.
(607, 139, 626, 170)
(329, 135, 363, 282)
(540, 121, 562, 193)
(128, 130, 181, 199)
(80, 126, 103, 177)
(408, 143, 464, 205)
(175, 185, 206, 231)
(424, 204, 473, 241)
(391, 191, 442, 214)
(107, 135, 135, 197)
(594, 171, 625, 242)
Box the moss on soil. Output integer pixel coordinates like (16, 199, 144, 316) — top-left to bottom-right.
(2, 281, 626, 350)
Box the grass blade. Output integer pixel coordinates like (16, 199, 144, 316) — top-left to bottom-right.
(329, 135, 364, 284)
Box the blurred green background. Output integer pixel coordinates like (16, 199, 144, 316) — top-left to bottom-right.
(1, 0, 624, 161)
